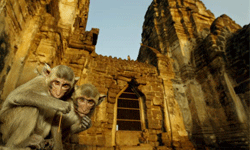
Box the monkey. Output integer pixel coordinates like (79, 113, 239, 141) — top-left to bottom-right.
(0, 64, 79, 149)
(50, 83, 106, 150)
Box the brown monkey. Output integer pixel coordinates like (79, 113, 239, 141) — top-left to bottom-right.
(0, 64, 79, 149)
(51, 84, 106, 150)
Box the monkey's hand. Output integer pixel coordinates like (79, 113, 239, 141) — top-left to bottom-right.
(81, 116, 92, 130)
(70, 116, 92, 134)
(57, 101, 71, 114)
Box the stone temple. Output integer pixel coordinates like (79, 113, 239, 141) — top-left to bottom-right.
(0, 0, 249, 149)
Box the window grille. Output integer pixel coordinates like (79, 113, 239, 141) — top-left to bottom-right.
(116, 86, 142, 131)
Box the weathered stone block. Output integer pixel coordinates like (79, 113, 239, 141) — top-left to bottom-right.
(119, 145, 154, 150)
(93, 121, 101, 127)
(156, 146, 172, 150)
(86, 127, 96, 135)
(108, 91, 117, 98)
(96, 135, 106, 146)
(97, 147, 114, 150)
(161, 132, 171, 146)
(95, 127, 103, 134)
(152, 110, 162, 120)
(106, 106, 114, 114)
(107, 97, 116, 104)
(79, 135, 93, 145)
(149, 134, 158, 142)
(104, 123, 113, 129)
(136, 78, 147, 85)
(36, 39, 56, 64)
(153, 96, 163, 106)
(147, 111, 152, 118)
(146, 101, 152, 108)
(107, 113, 113, 121)
(116, 131, 141, 146)
(107, 103, 114, 108)
(149, 141, 159, 147)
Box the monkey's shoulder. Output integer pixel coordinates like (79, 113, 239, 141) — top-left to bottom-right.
(14, 76, 47, 92)
(3, 76, 48, 105)
(24, 75, 46, 87)
(15, 75, 45, 87)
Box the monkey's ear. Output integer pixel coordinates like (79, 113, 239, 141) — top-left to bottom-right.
(42, 63, 52, 76)
(75, 77, 80, 83)
(96, 94, 107, 106)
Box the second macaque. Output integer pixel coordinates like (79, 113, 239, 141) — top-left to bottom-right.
(51, 84, 106, 150)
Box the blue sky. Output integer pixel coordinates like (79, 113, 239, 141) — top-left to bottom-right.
(86, 0, 250, 60)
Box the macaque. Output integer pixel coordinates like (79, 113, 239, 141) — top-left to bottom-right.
(51, 84, 106, 150)
(0, 64, 79, 149)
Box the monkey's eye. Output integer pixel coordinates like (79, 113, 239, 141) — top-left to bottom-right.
(87, 100, 95, 106)
(77, 98, 95, 106)
(77, 98, 85, 103)
(62, 84, 70, 89)
(53, 81, 60, 86)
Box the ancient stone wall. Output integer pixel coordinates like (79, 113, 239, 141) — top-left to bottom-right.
(62, 53, 177, 149)
(0, 0, 44, 99)
(225, 24, 249, 115)
(0, 0, 191, 149)
(0, 0, 92, 100)
(138, 0, 249, 149)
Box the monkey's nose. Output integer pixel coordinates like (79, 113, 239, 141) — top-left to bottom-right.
(56, 87, 63, 96)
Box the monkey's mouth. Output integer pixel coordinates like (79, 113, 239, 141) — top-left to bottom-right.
(74, 106, 89, 117)
(76, 110, 87, 117)
(49, 89, 65, 99)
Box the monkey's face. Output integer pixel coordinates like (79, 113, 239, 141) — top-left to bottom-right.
(49, 78, 71, 98)
(76, 96, 95, 117)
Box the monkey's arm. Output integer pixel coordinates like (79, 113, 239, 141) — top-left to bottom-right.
(70, 116, 92, 134)
(6, 90, 70, 114)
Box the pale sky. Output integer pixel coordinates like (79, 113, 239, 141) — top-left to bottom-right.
(86, 0, 250, 60)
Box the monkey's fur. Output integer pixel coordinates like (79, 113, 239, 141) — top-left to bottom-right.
(51, 84, 106, 150)
(0, 64, 79, 149)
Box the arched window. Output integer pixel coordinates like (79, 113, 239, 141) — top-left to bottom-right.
(116, 85, 144, 131)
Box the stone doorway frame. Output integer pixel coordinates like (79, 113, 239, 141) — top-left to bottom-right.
(111, 82, 146, 146)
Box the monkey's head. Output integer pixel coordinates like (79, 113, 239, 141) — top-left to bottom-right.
(42, 64, 79, 99)
(72, 84, 106, 117)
